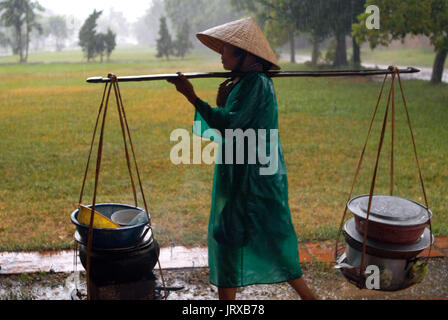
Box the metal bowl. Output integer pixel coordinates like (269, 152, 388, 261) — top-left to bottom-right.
(343, 218, 433, 259)
(71, 203, 150, 249)
(348, 194, 432, 245)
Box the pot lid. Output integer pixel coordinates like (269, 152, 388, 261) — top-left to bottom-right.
(344, 218, 433, 254)
(347, 194, 432, 226)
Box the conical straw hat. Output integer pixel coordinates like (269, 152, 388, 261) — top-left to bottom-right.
(196, 17, 280, 70)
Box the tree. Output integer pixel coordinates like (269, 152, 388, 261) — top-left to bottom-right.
(292, 0, 365, 67)
(353, 0, 448, 83)
(156, 16, 173, 60)
(47, 15, 68, 51)
(133, 0, 166, 47)
(173, 19, 192, 59)
(94, 32, 106, 62)
(101, 8, 128, 44)
(78, 9, 102, 61)
(0, 0, 43, 63)
(164, 0, 240, 45)
(235, 0, 365, 67)
(79, 10, 116, 62)
(264, 18, 294, 61)
(0, 29, 7, 48)
(230, 0, 297, 63)
(104, 28, 116, 61)
(350, 0, 366, 66)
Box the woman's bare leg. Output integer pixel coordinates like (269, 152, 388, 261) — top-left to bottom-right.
(288, 277, 317, 300)
(218, 287, 237, 300)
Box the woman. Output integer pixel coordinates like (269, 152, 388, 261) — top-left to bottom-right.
(168, 17, 316, 300)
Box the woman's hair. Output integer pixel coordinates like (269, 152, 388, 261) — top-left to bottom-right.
(255, 56, 273, 72)
(235, 48, 272, 72)
(230, 46, 273, 72)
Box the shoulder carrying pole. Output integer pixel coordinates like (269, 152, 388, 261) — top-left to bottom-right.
(86, 67, 420, 83)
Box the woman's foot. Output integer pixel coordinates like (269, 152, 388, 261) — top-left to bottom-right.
(288, 277, 318, 300)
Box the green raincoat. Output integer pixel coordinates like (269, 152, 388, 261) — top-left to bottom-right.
(192, 72, 302, 288)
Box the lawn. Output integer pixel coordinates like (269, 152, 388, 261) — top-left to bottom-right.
(360, 47, 439, 68)
(0, 47, 447, 251)
(292, 46, 443, 69)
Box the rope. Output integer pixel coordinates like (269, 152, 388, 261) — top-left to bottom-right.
(78, 83, 109, 205)
(395, 68, 433, 260)
(334, 73, 389, 261)
(85, 80, 113, 300)
(359, 71, 396, 283)
(111, 77, 168, 300)
(78, 74, 167, 300)
(335, 66, 434, 288)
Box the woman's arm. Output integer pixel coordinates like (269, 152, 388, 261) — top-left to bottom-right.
(168, 72, 271, 132)
(167, 72, 198, 104)
(167, 72, 230, 132)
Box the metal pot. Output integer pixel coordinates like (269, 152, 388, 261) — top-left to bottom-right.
(77, 233, 159, 285)
(343, 218, 433, 259)
(71, 203, 150, 249)
(336, 218, 433, 291)
(347, 194, 432, 245)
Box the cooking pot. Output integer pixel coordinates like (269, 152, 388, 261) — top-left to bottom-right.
(335, 218, 432, 291)
(71, 203, 150, 249)
(77, 231, 159, 285)
(347, 194, 432, 245)
(343, 218, 433, 259)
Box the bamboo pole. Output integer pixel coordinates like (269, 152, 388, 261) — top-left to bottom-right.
(86, 67, 420, 84)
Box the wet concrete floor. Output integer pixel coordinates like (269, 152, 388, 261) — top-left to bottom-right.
(1, 257, 447, 300)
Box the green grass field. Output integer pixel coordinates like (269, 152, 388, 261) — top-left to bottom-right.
(292, 46, 442, 69)
(361, 47, 439, 68)
(0, 47, 447, 251)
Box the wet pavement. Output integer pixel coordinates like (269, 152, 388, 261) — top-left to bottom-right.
(1, 258, 447, 300)
(1, 238, 447, 300)
(0, 246, 208, 274)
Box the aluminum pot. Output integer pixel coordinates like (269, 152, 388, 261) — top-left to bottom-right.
(343, 218, 433, 259)
(338, 243, 428, 291)
(347, 194, 432, 245)
(71, 203, 150, 249)
(336, 218, 432, 291)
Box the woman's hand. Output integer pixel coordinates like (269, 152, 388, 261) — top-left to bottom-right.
(167, 72, 198, 104)
(216, 78, 232, 107)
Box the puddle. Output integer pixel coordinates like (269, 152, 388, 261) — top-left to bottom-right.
(0, 246, 208, 275)
(1, 258, 447, 300)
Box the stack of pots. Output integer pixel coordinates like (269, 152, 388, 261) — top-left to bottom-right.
(338, 194, 433, 291)
(71, 203, 160, 300)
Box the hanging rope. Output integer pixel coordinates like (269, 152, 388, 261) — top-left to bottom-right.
(334, 66, 433, 288)
(78, 74, 167, 300)
(334, 73, 389, 262)
(395, 68, 433, 259)
(358, 71, 396, 284)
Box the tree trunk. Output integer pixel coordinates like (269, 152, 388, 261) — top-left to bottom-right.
(430, 48, 447, 84)
(352, 35, 361, 67)
(16, 25, 24, 63)
(311, 40, 320, 65)
(289, 30, 295, 63)
(24, 9, 30, 63)
(333, 32, 348, 67)
(25, 28, 30, 63)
